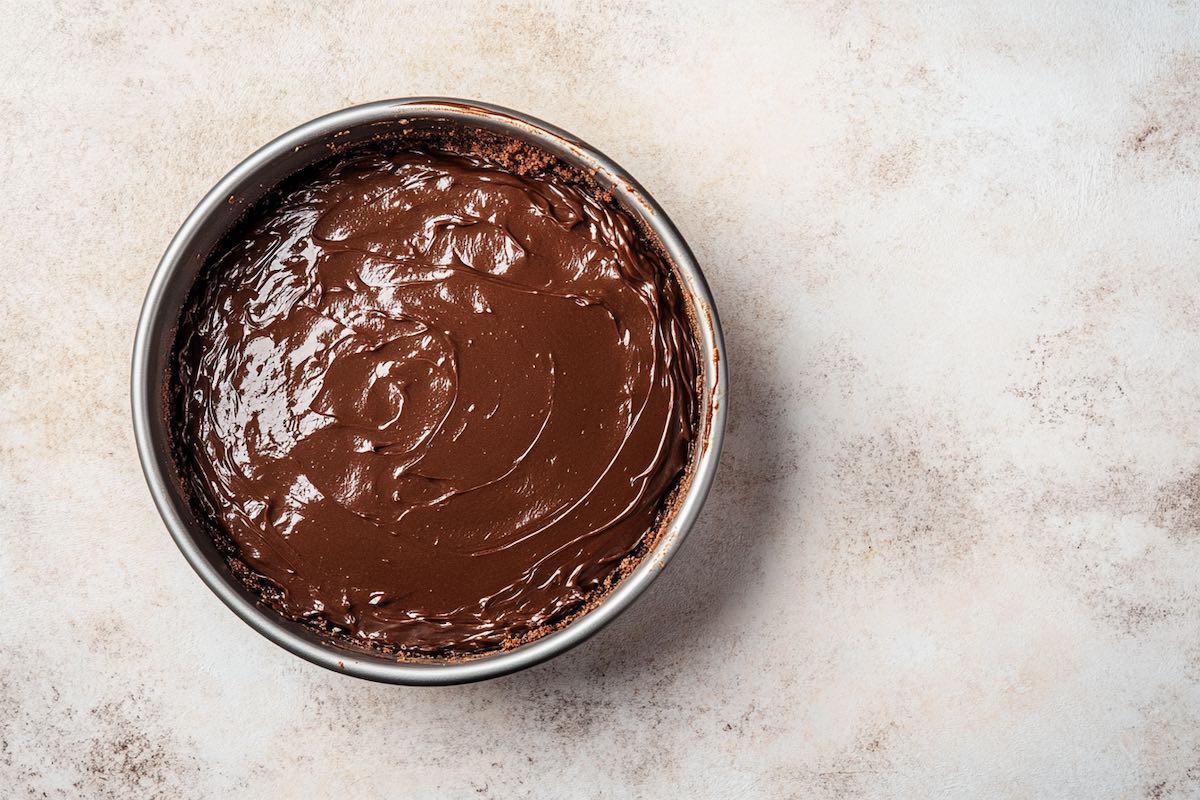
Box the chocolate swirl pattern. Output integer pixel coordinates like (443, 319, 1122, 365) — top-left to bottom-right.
(173, 147, 700, 655)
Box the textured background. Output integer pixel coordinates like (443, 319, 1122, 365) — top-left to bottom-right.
(3, 1, 1200, 797)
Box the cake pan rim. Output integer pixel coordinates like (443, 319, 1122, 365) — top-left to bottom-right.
(130, 97, 727, 685)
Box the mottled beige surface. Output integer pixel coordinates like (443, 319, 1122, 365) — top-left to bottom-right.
(3, 1, 1200, 797)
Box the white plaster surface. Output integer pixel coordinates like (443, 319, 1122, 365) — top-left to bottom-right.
(3, 2, 1200, 797)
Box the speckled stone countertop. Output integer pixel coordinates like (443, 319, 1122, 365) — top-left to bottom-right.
(3, 2, 1199, 798)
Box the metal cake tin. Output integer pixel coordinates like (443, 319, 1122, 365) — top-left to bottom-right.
(131, 98, 727, 685)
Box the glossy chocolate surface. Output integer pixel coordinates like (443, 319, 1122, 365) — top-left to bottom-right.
(172, 142, 699, 655)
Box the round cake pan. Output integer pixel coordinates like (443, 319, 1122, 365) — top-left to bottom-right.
(131, 98, 727, 685)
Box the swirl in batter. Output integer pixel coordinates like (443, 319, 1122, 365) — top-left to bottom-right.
(173, 144, 699, 656)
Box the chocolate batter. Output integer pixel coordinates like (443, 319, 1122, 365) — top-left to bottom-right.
(172, 138, 699, 656)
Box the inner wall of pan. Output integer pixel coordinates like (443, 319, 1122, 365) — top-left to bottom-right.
(152, 113, 701, 665)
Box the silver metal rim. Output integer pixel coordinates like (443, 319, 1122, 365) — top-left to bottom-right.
(130, 98, 727, 685)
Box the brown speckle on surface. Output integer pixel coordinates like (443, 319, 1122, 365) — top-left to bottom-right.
(831, 417, 985, 575)
(1153, 467, 1200, 540)
(75, 698, 202, 800)
(1122, 53, 1200, 174)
